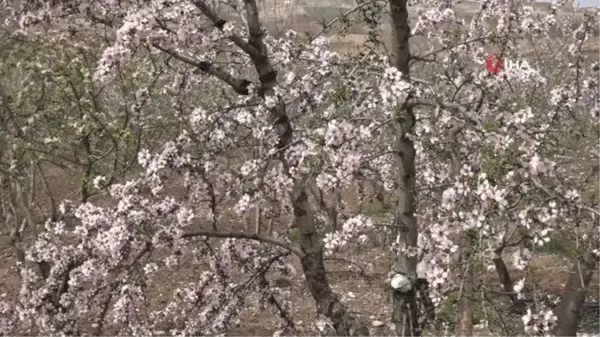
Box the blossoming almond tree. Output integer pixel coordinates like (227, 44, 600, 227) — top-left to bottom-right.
(398, 1, 599, 334)
(0, 0, 598, 336)
(2, 0, 375, 335)
(0, 13, 179, 290)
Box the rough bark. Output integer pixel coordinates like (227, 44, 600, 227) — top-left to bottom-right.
(553, 240, 599, 337)
(388, 0, 420, 335)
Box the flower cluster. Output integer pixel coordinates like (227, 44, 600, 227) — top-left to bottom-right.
(323, 215, 374, 253)
(522, 308, 558, 335)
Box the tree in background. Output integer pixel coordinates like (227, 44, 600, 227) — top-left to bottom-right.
(0, 15, 174, 272)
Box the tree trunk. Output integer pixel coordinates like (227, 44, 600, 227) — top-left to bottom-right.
(296, 190, 369, 336)
(389, 0, 411, 75)
(492, 254, 526, 314)
(553, 241, 599, 337)
(388, 0, 420, 335)
(240, 1, 370, 334)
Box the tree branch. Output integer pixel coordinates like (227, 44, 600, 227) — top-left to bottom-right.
(530, 177, 600, 216)
(181, 230, 304, 257)
(239, 0, 279, 97)
(88, 12, 114, 27)
(191, 0, 261, 58)
(151, 43, 253, 95)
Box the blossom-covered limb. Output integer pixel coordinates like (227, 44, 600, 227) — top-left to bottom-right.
(151, 43, 253, 95)
(180, 230, 304, 257)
